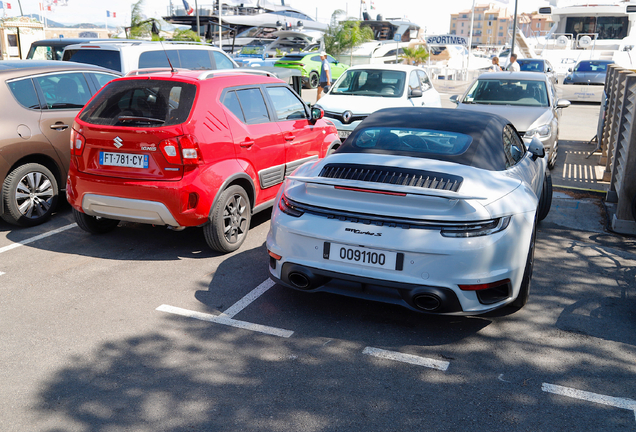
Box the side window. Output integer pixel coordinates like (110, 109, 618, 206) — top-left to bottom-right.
(89, 72, 119, 89)
(265, 86, 307, 120)
(311, 55, 321, 62)
(235, 88, 270, 124)
(179, 49, 213, 70)
(408, 71, 421, 94)
(34, 72, 91, 109)
(31, 46, 55, 60)
(327, 55, 337, 63)
(138, 50, 180, 69)
(212, 51, 235, 70)
(7, 78, 41, 109)
(417, 70, 431, 91)
(503, 125, 526, 168)
(222, 91, 245, 122)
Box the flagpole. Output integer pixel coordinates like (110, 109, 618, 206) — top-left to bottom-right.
(218, 0, 222, 48)
(195, 0, 200, 40)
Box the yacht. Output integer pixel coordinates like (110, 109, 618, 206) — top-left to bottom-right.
(525, 0, 636, 71)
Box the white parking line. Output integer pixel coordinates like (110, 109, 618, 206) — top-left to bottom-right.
(156, 304, 294, 338)
(362, 347, 450, 371)
(0, 223, 77, 255)
(542, 383, 636, 421)
(219, 278, 275, 318)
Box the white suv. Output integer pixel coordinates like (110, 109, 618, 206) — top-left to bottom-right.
(62, 41, 238, 74)
(314, 64, 442, 141)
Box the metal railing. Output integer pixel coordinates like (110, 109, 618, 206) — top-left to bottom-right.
(599, 64, 636, 234)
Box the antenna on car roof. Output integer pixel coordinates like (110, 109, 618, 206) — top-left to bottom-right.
(159, 40, 175, 73)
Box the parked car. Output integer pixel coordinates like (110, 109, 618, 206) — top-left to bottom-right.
(27, 38, 129, 61)
(0, 60, 120, 226)
(562, 60, 613, 85)
(274, 52, 348, 89)
(314, 65, 442, 141)
(450, 71, 570, 169)
(62, 41, 238, 74)
(516, 58, 558, 84)
(66, 69, 340, 253)
(267, 107, 552, 315)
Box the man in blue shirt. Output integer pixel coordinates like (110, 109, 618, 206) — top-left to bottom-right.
(317, 51, 331, 101)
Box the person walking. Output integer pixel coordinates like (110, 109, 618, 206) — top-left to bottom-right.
(490, 56, 502, 72)
(317, 51, 331, 101)
(508, 53, 520, 72)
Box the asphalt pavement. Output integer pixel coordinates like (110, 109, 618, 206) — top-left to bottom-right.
(0, 81, 634, 432)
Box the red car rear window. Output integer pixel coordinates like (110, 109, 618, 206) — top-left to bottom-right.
(79, 79, 197, 127)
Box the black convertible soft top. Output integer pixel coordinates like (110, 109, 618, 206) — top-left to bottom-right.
(338, 107, 513, 171)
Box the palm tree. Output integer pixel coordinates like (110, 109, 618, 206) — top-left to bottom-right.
(129, 0, 151, 39)
(402, 45, 429, 66)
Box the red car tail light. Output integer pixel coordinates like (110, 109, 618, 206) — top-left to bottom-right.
(70, 128, 86, 156)
(159, 138, 182, 164)
(178, 135, 202, 165)
(459, 279, 511, 291)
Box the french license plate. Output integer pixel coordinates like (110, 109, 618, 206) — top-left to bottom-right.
(100, 152, 149, 169)
(324, 242, 403, 271)
(338, 130, 351, 139)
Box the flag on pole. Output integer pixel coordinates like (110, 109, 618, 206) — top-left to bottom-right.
(106, 10, 116, 18)
(182, 0, 194, 15)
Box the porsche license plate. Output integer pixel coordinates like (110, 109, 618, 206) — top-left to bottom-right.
(100, 152, 149, 169)
(324, 242, 403, 270)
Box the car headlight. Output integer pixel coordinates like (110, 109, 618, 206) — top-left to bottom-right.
(525, 125, 551, 138)
(440, 216, 511, 238)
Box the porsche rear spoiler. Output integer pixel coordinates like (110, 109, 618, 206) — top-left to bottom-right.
(286, 175, 488, 200)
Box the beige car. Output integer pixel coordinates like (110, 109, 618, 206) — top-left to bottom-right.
(0, 60, 119, 226)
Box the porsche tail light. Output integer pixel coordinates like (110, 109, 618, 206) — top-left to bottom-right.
(70, 128, 86, 156)
(459, 279, 511, 291)
(441, 216, 511, 238)
(278, 194, 304, 217)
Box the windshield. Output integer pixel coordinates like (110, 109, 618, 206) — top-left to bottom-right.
(574, 61, 611, 72)
(331, 69, 406, 98)
(517, 60, 544, 72)
(348, 127, 472, 156)
(463, 79, 549, 107)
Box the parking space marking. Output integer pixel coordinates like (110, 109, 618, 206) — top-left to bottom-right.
(362, 347, 450, 371)
(156, 304, 294, 338)
(219, 278, 275, 318)
(0, 223, 77, 255)
(542, 383, 636, 421)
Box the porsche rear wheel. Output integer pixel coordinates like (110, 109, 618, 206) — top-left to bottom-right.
(512, 219, 536, 309)
(537, 169, 553, 221)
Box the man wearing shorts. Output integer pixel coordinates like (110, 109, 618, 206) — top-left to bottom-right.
(317, 51, 331, 101)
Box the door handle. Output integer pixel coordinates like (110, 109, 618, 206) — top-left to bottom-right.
(284, 134, 295, 141)
(240, 140, 254, 148)
(50, 123, 69, 131)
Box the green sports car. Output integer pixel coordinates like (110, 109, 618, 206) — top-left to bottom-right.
(274, 53, 349, 89)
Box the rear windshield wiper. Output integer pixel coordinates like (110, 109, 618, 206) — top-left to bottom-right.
(117, 116, 165, 124)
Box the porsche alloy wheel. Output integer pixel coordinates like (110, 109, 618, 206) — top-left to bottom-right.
(205, 185, 251, 253)
(1, 163, 58, 227)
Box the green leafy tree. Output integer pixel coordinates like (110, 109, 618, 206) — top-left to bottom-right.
(323, 10, 374, 65)
(129, 0, 151, 39)
(171, 29, 201, 42)
(402, 45, 429, 65)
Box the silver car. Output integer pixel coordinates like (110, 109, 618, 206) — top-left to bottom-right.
(450, 71, 570, 169)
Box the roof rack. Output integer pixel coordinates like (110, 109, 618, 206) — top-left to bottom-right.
(197, 68, 275, 80)
(125, 68, 187, 77)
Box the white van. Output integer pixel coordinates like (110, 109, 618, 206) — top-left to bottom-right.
(62, 41, 238, 74)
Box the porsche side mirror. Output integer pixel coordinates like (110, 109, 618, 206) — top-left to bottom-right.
(528, 137, 546, 160)
(449, 95, 460, 104)
(409, 88, 423, 98)
(310, 106, 324, 123)
(556, 99, 571, 108)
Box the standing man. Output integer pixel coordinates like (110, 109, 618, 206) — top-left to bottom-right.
(508, 53, 520, 72)
(317, 51, 331, 101)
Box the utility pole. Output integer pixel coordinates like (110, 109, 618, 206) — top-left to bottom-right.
(467, 0, 476, 71)
(510, 0, 518, 64)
